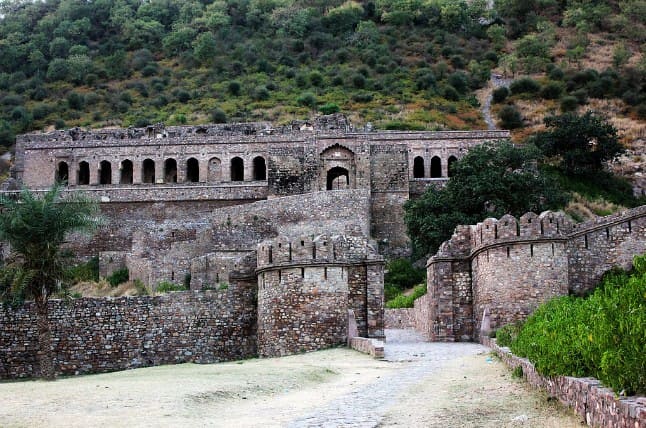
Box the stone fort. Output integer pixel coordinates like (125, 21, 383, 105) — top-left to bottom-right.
(1, 114, 644, 378)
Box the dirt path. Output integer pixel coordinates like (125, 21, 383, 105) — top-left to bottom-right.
(0, 330, 582, 427)
(478, 74, 513, 130)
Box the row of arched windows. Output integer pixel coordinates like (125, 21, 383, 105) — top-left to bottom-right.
(412, 155, 457, 179)
(55, 156, 267, 185)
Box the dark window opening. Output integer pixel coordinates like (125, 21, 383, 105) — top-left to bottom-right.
(268, 246, 273, 264)
(231, 157, 244, 181)
(253, 156, 266, 180)
(301, 268, 304, 278)
(506, 247, 510, 258)
(120, 159, 133, 184)
(78, 161, 89, 185)
(55, 161, 69, 184)
(164, 158, 177, 183)
(186, 158, 199, 182)
(447, 156, 458, 177)
(413, 156, 425, 178)
(326, 166, 349, 190)
(99, 160, 112, 185)
(430, 156, 441, 178)
(530, 244, 534, 257)
(142, 159, 155, 183)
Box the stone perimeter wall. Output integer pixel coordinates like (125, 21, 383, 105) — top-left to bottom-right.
(404, 206, 646, 342)
(483, 337, 646, 428)
(0, 286, 257, 379)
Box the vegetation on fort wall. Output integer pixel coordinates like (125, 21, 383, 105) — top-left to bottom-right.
(386, 284, 427, 309)
(404, 140, 569, 257)
(497, 254, 646, 396)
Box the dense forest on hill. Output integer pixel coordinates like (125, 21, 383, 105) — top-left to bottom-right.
(0, 0, 644, 149)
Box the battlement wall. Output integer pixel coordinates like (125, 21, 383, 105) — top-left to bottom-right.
(256, 234, 384, 357)
(424, 206, 646, 341)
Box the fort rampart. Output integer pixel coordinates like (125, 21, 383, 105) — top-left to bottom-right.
(406, 206, 646, 342)
(0, 286, 257, 379)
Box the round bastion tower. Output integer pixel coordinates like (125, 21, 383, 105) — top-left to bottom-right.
(256, 234, 385, 357)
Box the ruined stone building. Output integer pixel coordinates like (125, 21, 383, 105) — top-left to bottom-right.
(0, 117, 510, 377)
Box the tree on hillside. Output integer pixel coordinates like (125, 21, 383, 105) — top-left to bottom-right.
(404, 141, 568, 258)
(0, 185, 101, 380)
(532, 111, 624, 176)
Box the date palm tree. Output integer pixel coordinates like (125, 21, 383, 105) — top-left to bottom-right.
(0, 185, 101, 380)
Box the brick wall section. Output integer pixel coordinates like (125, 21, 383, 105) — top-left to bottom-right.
(483, 337, 646, 428)
(0, 286, 257, 379)
(349, 337, 385, 358)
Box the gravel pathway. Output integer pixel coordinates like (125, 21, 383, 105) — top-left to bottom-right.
(287, 329, 489, 428)
(482, 75, 513, 130)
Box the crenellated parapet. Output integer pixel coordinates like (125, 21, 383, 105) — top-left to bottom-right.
(422, 205, 646, 343)
(256, 234, 380, 271)
(256, 233, 384, 357)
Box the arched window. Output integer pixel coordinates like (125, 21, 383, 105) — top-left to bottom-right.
(231, 157, 244, 181)
(164, 158, 177, 183)
(208, 157, 221, 182)
(253, 156, 266, 180)
(142, 159, 155, 183)
(78, 161, 89, 185)
(120, 159, 133, 184)
(430, 156, 442, 178)
(186, 158, 199, 182)
(99, 161, 112, 185)
(413, 156, 425, 178)
(326, 166, 349, 190)
(448, 155, 458, 177)
(55, 161, 69, 184)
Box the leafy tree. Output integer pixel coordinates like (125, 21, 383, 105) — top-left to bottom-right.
(498, 104, 523, 129)
(532, 111, 624, 176)
(193, 32, 218, 65)
(0, 185, 101, 379)
(404, 141, 567, 257)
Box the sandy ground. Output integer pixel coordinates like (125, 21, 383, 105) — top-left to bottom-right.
(0, 334, 583, 428)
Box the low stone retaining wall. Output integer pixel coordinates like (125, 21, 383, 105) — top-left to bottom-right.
(384, 308, 416, 329)
(483, 337, 646, 428)
(0, 288, 257, 379)
(349, 337, 385, 358)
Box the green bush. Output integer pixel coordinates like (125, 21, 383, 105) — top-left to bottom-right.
(107, 267, 129, 287)
(67, 256, 99, 283)
(156, 280, 187, 293)
(319, 103, 340, 115)
(510, 77, 540, 95)
(495, 322, 522, 347)
(560, 95, 579, 112)
(296, 91, 317, 108)
(540, 82, 563, 100)
(510, 254, 646, 395)
(386, 284, 427, 308)
(492, 87, 509, 103)
(498, 104, 523, 129)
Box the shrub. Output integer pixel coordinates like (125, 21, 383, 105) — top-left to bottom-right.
(495, 322, 522, 347)
(492, 87, 509, 103)
(352, 92, 373, 103)
(67, 256, 99, 283)
(510, 255, 646, 395)
(156, 281, 187, 293)
(319, 103, 340, 115)
(107, 268, 129, 287)
(210, 107, 227, 123)
(309, 70, 323, 87)
(351, 73, 366, 89)
(540, 82, 563, 99)
(385, 284, 427, 309)
(296, 91, 317, 108)
(228, 80, 241, 96)
(498, 104, 523, 129)
(510, 77, 540, 95)
(560, 95, 579, 112)
(252, 86, 270, 101)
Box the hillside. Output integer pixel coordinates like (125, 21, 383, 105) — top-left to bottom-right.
(0, 0, 642, 146)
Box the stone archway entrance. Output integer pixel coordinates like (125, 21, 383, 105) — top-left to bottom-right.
(320, 144, 356, 190)
(327, 167, 350, 190)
